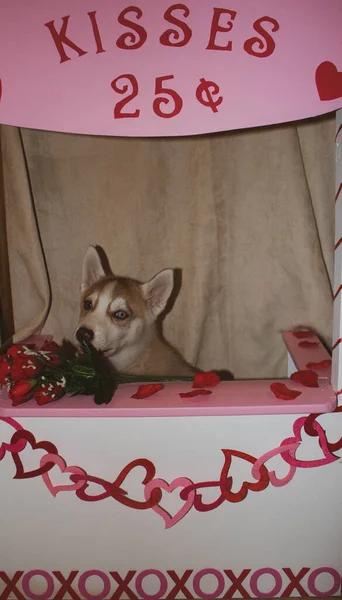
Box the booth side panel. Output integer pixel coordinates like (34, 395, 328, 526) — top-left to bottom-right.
(332, 109, 342, 396)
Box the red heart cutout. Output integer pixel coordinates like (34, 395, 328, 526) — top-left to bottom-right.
(74, 458, 162, 510)
(305, 360, 331, 370)
(10, 430, 58, 479)
(292, 331, 314, 339)
(219, 449, 269, 503)
(270, 383, 302, 401)
(291, 370, 319, 388)
(193, 371, 220, 388)
(316, 61, 342, 101)
(180, 449, 270, 511)
(179, 389, 212, 398)
(298, 341, 319, 348)
(131, 384, 164, 399)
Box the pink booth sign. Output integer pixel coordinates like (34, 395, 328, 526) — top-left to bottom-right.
(1, 0, 342, 137)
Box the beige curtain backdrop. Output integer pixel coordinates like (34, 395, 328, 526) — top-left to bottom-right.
(1, 114, 335, 379)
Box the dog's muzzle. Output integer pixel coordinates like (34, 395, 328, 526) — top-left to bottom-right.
(76, 327, 94, 344)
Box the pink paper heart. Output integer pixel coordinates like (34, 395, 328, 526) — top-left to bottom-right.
(252, 443, 299, 487)
(280, 416, 339, 468)
(40, 454, 87, 497)
(0, 416, 26, 460)
(144, 477, 195, 528)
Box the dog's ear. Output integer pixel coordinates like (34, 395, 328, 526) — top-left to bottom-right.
(81, 246, 106, 293)
(140, 269, 174, 317)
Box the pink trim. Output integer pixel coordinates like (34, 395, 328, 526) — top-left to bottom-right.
(282, 331, 331, 380)
(334, 236, 342, 251)
(332, 337, 342, 351)
(333, 284, 342, 300)
(336, 123, 342, 141)
(0, 378, 336, 417)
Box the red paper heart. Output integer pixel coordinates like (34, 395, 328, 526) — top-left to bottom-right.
(316, 61, 342, 101)
(292, 331, 314, 339)
(131, 384, 164, 399)
(10, 430, 59, 479)
(270, 383, 302, 401)
(74, 458, 162, 510)
(290, 370, 319, 388)
(193, 371, 220, 388)
(298, 341, 319, 348)
(179, 389, 212, 398)
(306, 359, 331, 370)
(220, 449, 269, 503)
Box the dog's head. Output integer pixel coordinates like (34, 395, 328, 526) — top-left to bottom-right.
(75, 246, 174, 358)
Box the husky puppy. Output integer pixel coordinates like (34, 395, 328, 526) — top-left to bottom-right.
(75, 246, 195, 376)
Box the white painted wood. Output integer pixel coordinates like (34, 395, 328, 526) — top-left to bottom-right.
(287, 351, 297, 377)
(1, 413, 342, 598)
(332, 109, 342, 396)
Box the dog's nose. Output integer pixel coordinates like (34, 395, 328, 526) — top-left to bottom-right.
(76, 327, 94, 344)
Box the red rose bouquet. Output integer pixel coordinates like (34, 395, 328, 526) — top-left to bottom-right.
(0, 340, 221, 407)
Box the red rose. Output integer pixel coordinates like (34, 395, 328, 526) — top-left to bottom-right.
(0, 356, 10, 384)
(41, 340, 60, 352)
(6, 344, 33, 360)
(10, 354, 41, 382)
(41, 341, 62, 365)
(193, 371, 221, 388)
(33, 381, 65, 405)
(9, 379, 37, 406)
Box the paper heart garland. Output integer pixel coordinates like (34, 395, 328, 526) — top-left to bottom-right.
(10, 430, 58, 479)
(281, 417, 339, 468)
(0, 416, 26, 461)
(40, 454, 87, 497)
(144, 477, 195, 528)
(316, 61, 342, 101)
(252, 443, 299, 487)
(270, 383, 302, 401)
(72, 458, 162, 510)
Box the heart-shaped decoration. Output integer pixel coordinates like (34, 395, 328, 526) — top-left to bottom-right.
(144, 477, 195, 528)
(40, 454, 87, 497)
(73, 457, 162, 510)
(10, 430, 59, 479)
(290, 370, 319, 388)
(305, 360, 331, 370)
(281, 416, 339, 468)
(193, 371, 220, 388)
(292, 331, 314, 339)
(131, 384, 164, 399)
(252, 443, 299, 488)
(179, 389, 212, 398)
(298, 341, 319, 348)
(270, 383, 302, 401)
(316, 61, 342, 101)
(0, 416, 26, 461)
(219, 449, 269, 503)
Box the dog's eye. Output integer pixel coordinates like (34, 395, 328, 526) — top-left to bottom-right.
(83, 299, 92, 310)
(113, 310, 128, 320)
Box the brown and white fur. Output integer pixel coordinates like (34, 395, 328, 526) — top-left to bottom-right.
(75, 246, 195, 376)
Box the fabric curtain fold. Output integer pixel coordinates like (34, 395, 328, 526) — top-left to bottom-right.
(2, 113, 335, 378)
